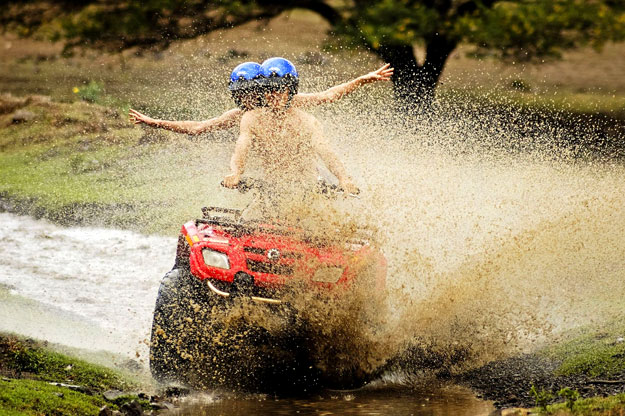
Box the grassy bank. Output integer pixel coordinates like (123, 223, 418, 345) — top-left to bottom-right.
(537, 393, 625, 416)
(0, 333, 149, 416)
(544, 320, 625, 380)
(533, 320, 625, 415)
(0, 93, 246, 235)
(462, 319, 625, 414)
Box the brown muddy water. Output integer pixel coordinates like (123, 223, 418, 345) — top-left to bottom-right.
(174, 384, 493, 415)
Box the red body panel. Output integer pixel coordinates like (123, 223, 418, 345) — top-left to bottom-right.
(181, 221, 386, 291)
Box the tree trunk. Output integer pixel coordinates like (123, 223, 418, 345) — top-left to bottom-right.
(377, 36, 457, 114)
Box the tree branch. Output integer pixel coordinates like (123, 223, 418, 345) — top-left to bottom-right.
(65, 4, 286, 50)
(456, 0, 498, 17)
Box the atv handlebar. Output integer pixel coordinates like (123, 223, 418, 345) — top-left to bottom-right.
(221, 178, 360, 198)
(225, 178, 266, 193)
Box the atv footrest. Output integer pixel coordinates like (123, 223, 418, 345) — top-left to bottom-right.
(205, 279, 282, 305)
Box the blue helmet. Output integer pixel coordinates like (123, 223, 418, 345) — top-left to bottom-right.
(228, 62, 263, 109)
(260, 57, 298, 79)
(258, 57, 299, 94)
(228, 61, 262, 92)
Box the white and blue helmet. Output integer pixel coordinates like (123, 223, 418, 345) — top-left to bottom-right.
(228, 62, 263, 109)
(228, 61, 262, 91)
(258, 57, 299, 94)
(227, 58, 299, 109)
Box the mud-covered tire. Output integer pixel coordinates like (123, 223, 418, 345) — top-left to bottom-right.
(149, 267, 220, 384)
(149, 269, 186, 383)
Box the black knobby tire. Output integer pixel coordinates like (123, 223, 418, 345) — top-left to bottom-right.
(149, 268, 187, 383)
(149, 266, 219, 384)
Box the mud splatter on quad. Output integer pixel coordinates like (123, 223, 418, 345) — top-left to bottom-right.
(149, 180, 387, 392)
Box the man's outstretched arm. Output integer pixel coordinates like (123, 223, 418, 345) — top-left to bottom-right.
(292, 63, 393, 107)
(223, 113, 254, 188)
(129, 108, 242, 135)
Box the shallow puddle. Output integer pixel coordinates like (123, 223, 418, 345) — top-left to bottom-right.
(174, 384, 493, 416)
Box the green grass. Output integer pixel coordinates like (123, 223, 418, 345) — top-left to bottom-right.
(0, 93, 247, 234)
(485, 89, 625, 119)
(537, 393, 625, 415)
(0, 333, 147, 416)
(541, 319, 625, 378)
(0, 335, 134, 392)
(528, 321, 625, 415)
(436, 86, 625, 121)
(0, 379, 108, 416)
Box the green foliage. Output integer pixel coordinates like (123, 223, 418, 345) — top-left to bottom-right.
(1, 0, 272, 51)
(456, 0, 625, 62)
(540, 393, 625, 415)
(74, 81, 104, 103)
(3, 0, 625, 61)
(558, 387, 581, 411)
(530, 384, 554, 410)
(336, 1, 440, 49)
(3, 0, 625, 102)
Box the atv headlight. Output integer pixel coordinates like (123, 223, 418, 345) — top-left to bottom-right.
(202, 248, 230, 269)
(312, 266, 343, 283)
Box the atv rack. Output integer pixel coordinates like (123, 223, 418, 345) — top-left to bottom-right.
(199, 206, 374, 247)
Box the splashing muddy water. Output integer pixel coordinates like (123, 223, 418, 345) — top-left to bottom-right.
(1, 78, 625, 412)
(2, 121, 624, 372)
(337, 106, 625, 370)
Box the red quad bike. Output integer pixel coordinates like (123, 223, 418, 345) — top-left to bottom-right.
(149, 179, 387, 392)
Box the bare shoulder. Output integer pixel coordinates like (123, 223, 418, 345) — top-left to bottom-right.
(290, 93, 312, 107)
(291, 108, 320, 125)
(240, 108, 263, 126)
(241, 109, 258, 121)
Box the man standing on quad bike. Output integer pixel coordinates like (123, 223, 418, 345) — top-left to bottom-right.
(223, 57, 360, 199)
(128, 62, 393, 135)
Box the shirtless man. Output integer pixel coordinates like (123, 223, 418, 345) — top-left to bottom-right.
(223, 57, 360, 196)
(128, 62, 393, 135)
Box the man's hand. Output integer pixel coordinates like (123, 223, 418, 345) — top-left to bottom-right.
(223, 173, 241, 189)
(358, 63, 394, 85)
(129, 109, 156, 126)
(340, 179, 360, 196)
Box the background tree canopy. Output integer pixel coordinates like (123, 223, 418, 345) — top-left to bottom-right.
(2, 0, 625, 110)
